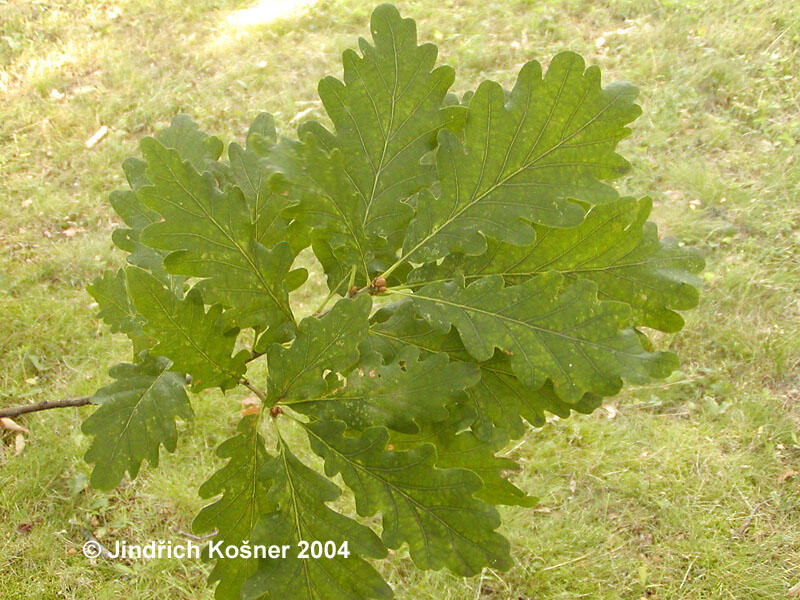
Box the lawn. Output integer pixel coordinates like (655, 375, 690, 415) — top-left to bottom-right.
(1, 0, 798, 598)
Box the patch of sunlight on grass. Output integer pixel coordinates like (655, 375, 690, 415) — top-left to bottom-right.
(212, 0, 318, 49)
(227, 0, 317, 27)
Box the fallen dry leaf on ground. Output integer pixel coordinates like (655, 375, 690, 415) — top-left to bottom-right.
(1, 417, 29, 433)
(84, 125, 108, 149)
(240, 394, 261, 417)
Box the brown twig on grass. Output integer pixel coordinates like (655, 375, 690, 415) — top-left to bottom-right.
(0, 396, 91, 419)
(732, 499, 769, 539)
(173, 528, 217, 542)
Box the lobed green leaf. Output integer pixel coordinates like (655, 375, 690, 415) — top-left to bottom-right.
(401, 51, 641, 264)
(266, 295, 372, 404)
(87, 268, 152, 353)
(404, 273, 678, 402)
(136, 137, 300, 334)
(271, 3, 457, 286)
(126, 267, 249, 391)
(243, 437, 391, 600)
(409, 197, 705, 332)
(389, 420, 535, 507)
(367, 299, 604, 437)
(305, 420, 511, 576)
(82, 354, 192, 490)
(194, 416, 273, 600)
(288, 346, 479, 433)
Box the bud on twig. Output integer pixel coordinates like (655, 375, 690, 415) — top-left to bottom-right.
(369, 276, 387, 295)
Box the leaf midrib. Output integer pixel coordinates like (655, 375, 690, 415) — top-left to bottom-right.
(279, 442, 314, 599)
(104, 367, 169, 476)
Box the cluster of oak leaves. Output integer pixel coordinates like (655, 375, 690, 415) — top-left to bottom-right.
(80, 4, 703, 599)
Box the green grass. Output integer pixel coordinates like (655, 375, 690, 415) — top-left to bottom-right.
(1, 0, 799, 598)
